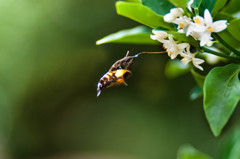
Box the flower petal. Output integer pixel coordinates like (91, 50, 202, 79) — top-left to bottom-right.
(193, 63, 204, 71)
(186, 25, 193, 36)
(168, 34, 176, 44)
(212, 20, 227, 32)
(192, 58, 204, 70)
(194, 58, 205, 65)
(150, 35, 157, 40)
(177, 43, 189, 50)
(182, 57, 191, 65)
(200, 32, 211, 46)
(170, 52, 178, 59)
(204, 9, 213, 25)
(193, 24, 207, 32)
(180, 52, 192, 58)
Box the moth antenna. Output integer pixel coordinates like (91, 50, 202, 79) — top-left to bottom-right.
(126, 48, 134, 57)
(134, 51, 167, 57)
(125, 50, 130, 57)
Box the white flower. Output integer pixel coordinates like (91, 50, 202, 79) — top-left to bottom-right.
(186, 16, 204, 36)
(163, 34, 189, 59)
(150, 30, 168, 43)
(193, 9, 227, 46)
(173, 16, 192, 32)
(164, 8, 184, 23)
(181, 46, 205, 71)
(193, 16, 205, 25)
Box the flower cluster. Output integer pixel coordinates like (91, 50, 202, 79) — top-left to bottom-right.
(151, 8, 228, 71)
(164, 8, 227, 46)
(151, 30, 204, 70)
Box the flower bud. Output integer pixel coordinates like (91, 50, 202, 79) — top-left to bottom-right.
(205, 54, 220, 65)
(164, 13, 176, 22)
(206, 40, 213, 46)
(153, 30, 168, 38)
(170, 8, 184, 17)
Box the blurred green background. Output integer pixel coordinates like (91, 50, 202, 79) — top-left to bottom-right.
(0, 0, 239, 159)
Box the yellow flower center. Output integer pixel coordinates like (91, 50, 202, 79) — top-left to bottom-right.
(170, 51, 173, 55)
(195, 18, 200, 24)
(182, 59, 186, 62)
(207, 26, 213, 32)
(179, 22, 184, 28)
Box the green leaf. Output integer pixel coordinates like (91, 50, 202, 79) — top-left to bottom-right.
(177, 144, 213, 159)
(204, 63, 240, 136)
(189, 69, 205, 101)
(199, 0, 216, 15)
(165, 59, 191, 79)
(214, 13, 240, 48)
(116, 1, 175, 30)
(191, 69, 205, 89)
(221, 0, 240, 14)
(218, 122, 240, 159)
(214, 12, 234, 22)
(96, 26, 160, 45)
(189, 85, 203, 101)
(125, 0, 141, 3)
(191, 0, 202, 9)
(141, 0, 174, 15)
(168, 32, 199, 49)
(211, 0, 228, 17)
(168, 0, 187, 9)
(227, 19, 240, 42)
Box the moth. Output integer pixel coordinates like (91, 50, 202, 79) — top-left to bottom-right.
(97, 51, 165, 97)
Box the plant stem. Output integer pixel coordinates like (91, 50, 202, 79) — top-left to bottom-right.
(213, 33, 240, 57)
(202, 47, 240, 62)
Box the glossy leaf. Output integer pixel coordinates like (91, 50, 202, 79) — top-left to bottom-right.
(221, 0, 240, 14)
(165, 59, 191, 79)
(116, 1, 175, 30)
(191, 69, 205, 89)
(211, 0, 228, 17)
(168, 0, 187, 9)
(189, 85, 203, 101)
(227, 19, 240, 41)
(219, 122, 240, 159)
(204, 64, 240, 136)
(199, 0, 217, 13)
(190, 0, 202, 9)
(96, 26, 160, 45)
(125, 0, 141, 3)
(214, 13, 240, 48)
(177, 144, 213, 159)
(168, 32, 199, 49)
(141, 0, 174, 15)
(214, 12, 234, 23)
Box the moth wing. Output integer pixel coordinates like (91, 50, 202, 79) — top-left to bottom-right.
(105, 78, 127, 88)
(115, 69, 132, 79)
